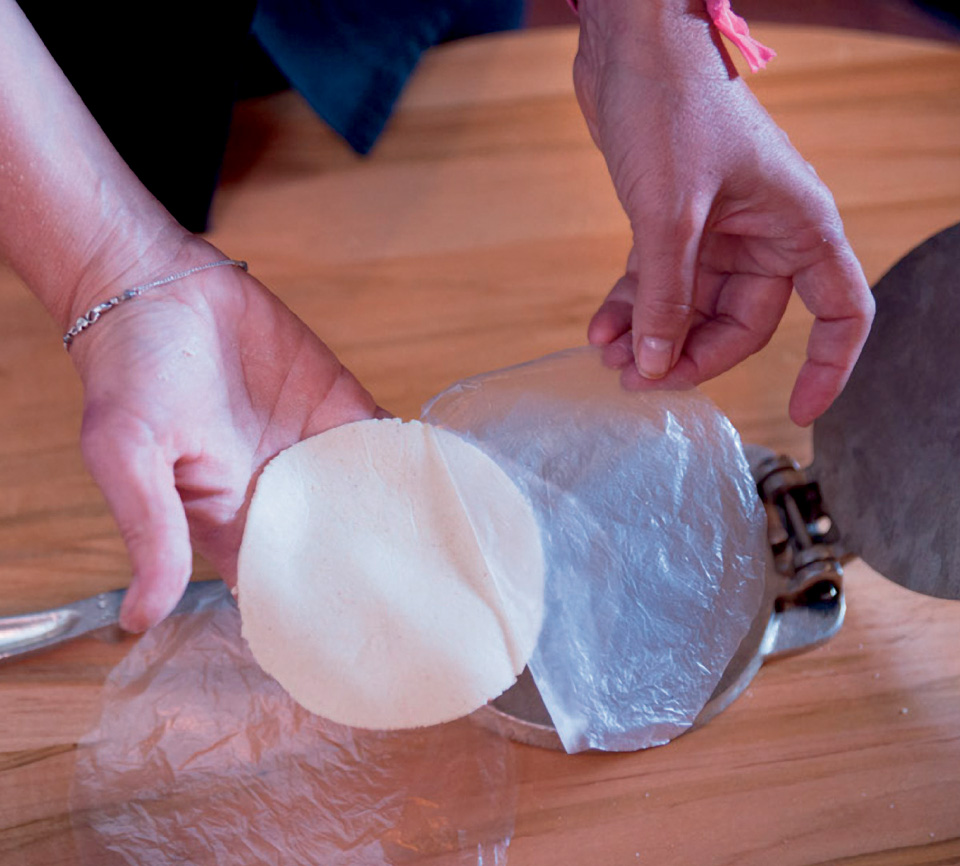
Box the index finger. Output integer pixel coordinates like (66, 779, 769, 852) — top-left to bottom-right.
(789, 235, 875, 426)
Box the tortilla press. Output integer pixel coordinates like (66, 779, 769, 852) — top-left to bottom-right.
(474, 221, 960, 750)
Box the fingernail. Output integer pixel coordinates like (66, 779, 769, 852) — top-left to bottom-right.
(638, 337, 674, 379)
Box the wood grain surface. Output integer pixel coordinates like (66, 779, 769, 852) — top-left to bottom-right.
(1, 24, 959, 865)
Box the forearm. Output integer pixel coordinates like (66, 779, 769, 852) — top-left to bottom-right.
(0, 0, 199, 331)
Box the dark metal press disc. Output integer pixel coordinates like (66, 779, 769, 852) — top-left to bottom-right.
(812, 223, 960, 601)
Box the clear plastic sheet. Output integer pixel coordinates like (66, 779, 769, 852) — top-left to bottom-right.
(71, 584, 515, 866)
(422, 347, 767, 753)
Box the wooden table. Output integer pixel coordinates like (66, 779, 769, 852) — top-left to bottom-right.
(2, 23, 959, 866)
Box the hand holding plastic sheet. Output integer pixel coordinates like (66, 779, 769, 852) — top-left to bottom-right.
(423, 347, 767, 752)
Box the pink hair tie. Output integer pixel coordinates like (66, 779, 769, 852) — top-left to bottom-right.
(703, 0, 775, 72)
(566, 0, 776, 73)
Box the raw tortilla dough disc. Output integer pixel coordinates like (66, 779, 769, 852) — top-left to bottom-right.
(237, 418, 546, 730)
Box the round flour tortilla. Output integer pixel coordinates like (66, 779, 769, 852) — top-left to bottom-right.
(237, 418, 545, 730)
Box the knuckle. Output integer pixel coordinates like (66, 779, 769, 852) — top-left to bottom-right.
(117, 519, 156, 557)
(643, 296, 694, 318)
(80, 405, 155, 468)
(118, 512, 190, 579)
(636, 295, 695, 335)
(631, 196, 702, 246)
(805, 183, 843, 233)
(80, 410, 121, 469)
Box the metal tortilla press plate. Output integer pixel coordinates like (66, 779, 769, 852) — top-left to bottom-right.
(812, 223, 960, 601)
(472, 446, 846, 750)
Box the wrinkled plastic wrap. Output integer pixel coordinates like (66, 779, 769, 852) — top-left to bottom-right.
(422, 348, 767, 753)
(71, 584, 515, 866)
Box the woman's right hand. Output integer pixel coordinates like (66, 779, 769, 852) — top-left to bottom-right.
(69, 241, 386, 632)
(1, 1, 385, 632)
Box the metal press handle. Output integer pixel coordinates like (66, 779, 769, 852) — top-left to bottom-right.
(0, 579, 225, 664)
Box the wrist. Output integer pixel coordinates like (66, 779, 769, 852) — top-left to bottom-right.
(64, 233, 235, 375)
(15, 203, 200, 333)
(578, 0, 706, 27)
(59, 226, 219, 334)
(576, 0, 734, 81)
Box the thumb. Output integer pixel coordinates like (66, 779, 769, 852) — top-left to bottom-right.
(81, 412, 193, 633)
(631, 211, 704, 380)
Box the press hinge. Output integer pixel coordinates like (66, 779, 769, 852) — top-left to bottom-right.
(754, 455, 847, 610)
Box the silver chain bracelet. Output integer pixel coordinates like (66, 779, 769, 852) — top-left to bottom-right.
(62, 258, 248, 349)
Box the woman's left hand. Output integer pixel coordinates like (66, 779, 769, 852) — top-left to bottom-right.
(573, 0, 874, 426)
